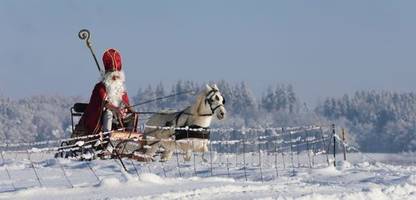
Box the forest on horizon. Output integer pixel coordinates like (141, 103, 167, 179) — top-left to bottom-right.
(1, 80, 416, 153)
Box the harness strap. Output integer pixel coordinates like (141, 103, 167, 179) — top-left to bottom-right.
(175, 125, 211, 140)
(174, 110, 186, 126)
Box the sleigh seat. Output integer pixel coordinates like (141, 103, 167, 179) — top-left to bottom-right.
(70, 102, 142, 140)
(63, 102, 146, 160)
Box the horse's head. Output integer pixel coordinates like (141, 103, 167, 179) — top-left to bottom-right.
(204, 84, 226, 120)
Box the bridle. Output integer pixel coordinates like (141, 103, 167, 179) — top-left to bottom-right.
(201, 89, 225, 116)
(173, 89, 224, 139)
(174, 88, 226, 126)
(171, 88, 226, 133)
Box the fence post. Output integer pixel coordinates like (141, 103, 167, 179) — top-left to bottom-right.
(209, 139, 214, 177)
(193, 145, 197, 177)
(320, 127, 330, 166)
(27, 150, 43, 187)
(242, 127, 247, 181)
(160, 160, 167, 178)
(235, 131, 239, 168)
(281, 128, 286, 170)
(147, 162, 152, 174)
(1, 150, 16, 191)
(113, 158, 129, 181)
(130, 160, 142, 180)
(258, 134, 264, 183)
(305, 129, 312, 168)
(332, 124, 336, 167)
(174, 142, 182, 177)
(86, 161, 101, 183)
(226, 135, 230, 177)
(311, 130, 317, 167)
(286, 127, 295, 176)
(342, 128, 347, 161)
(274, 134, 279, 178)
(296, 131, 301, 168)
(56, 157, 73, 188)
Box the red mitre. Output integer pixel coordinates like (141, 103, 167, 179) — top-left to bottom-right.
(102, 48, 122, 72)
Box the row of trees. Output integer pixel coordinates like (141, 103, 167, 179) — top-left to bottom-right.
(1, 81, 416, 152)
(0, 81, 302, 143)
(316, 91, 416, 152)
(0, 96, 80, 143)
(132, 81, 304, 127)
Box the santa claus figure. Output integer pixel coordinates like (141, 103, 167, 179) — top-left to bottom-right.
(75, 48, 135, 136)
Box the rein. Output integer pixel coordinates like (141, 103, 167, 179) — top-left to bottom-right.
(129, 90, 195, 108)
(137, 89, 225, 117)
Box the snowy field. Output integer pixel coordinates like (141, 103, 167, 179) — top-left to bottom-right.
(1, 151, 415, 200)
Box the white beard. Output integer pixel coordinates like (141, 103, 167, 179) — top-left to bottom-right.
(102, 71, 126, 107)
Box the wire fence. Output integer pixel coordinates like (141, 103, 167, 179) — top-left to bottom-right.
(0, 124, 346, 192)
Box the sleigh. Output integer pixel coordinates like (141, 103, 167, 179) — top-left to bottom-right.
(56, 84, 226, 163)
(55, 103, 150, 161)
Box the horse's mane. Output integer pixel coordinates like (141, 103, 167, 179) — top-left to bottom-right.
(190, 89, 207, 115)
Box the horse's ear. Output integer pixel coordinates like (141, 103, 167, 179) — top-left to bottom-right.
(205, 84, 212, 91)
(212, 84, 219, 91)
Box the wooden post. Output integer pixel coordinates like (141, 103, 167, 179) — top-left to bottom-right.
(342, 128, 347, 161)
(281, 128, 286, 169)
(0, 150, 16, 191)
(226, 136, 230, 177)
(209, 139, 214, 177)
(242, 128, 247, 181)
(161, 160, 167, 178)
(311, 130, 317, 167)
(305, 129, 311, 168)
(287, 127, 296, 176)
(56, 158, 73, 188)
(235, 132, 239, 168)
(274, 136, 279, 178)
(320, 127, 330, 166)
(193, 147, 197, 177)
(175, 142, 182, 177)
(27, 150, 43, 187)
(258, 135, 264, 183)
(130, 160, 143, 180)
(86, 161, 100, 183)
(332, 124, 336, 167)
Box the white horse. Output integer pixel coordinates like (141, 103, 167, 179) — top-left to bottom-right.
(143, 84, 226, 162)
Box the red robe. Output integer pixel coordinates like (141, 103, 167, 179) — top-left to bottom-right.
(79, 82, 130, 135)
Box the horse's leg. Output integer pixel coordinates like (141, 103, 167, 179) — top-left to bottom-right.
(144, 136, 160, 159)
(182, 141, 192, 161)
(184, 149, 192, 161)
(145, 143, 158, 156)
(143, 129, 169, 160)
(201, 140, 209, 162)
(160, 141, 175, 162)
(202, 153, 208, 162)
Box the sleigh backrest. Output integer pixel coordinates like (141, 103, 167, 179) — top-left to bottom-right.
(70, 103, 88, 133)
(73, 103, 88, 114)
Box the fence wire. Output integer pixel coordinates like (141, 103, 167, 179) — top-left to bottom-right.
(0, 124, 341, 191)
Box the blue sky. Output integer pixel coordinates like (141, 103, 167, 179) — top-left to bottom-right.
(1, 1, 415, 104)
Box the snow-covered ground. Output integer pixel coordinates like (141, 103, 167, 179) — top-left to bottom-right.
(1, 151, 415, 200)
